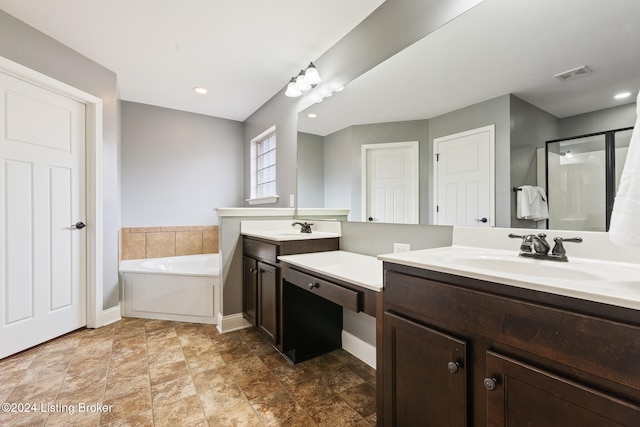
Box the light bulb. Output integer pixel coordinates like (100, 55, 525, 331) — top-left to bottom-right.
(285, 78, 301, 97)
(295, 70, 311, 92)
(304, 62, 321, 86)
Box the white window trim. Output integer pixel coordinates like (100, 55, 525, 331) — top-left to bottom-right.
(247, 125, 278, 205)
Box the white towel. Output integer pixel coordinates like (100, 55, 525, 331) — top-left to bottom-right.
(517, 185, 549, 221)
(609, 91, 640, 249)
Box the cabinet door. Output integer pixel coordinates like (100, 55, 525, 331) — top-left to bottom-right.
(257, 261, 278, 344)
(242, 256, 258, 326)
(485, 350, 640, 427)
(383, 312, 467, 427)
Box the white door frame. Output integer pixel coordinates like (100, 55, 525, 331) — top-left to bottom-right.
(433, 125, 495, 226)
(1, 56, 104, 328)
(361, 141, 419, 223)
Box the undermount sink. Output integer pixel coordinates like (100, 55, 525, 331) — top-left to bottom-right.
(442, 255, 608, 281)
(380, 246, 639, 285)
(242, 229, 341, 241)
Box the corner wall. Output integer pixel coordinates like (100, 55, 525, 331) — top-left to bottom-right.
(120, 101, 244, 227)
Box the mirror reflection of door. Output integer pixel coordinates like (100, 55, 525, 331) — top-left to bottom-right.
(362, 141, 419, 224)
(434, 125, 495, 227)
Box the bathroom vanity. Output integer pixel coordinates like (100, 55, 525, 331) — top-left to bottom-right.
(377, 229, 640, 426)
(279, 250, 382, 363)
(240, 221, 340, 349)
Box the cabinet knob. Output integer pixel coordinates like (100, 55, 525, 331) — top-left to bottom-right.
(447, 361, 461, 374)
(308, 282, 319, 289)
(483, 377, 498, 391)
(249, 268, 257, 273)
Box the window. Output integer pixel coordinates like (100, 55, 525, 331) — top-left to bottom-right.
(249, 126, 278, 204)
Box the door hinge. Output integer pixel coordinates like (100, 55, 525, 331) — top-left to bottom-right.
(436, 205, 439, 212)
(436, 153, 440, 161)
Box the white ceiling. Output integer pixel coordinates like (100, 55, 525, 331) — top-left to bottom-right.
(0, 0, 384, 121)
(298, 0, 640, 136)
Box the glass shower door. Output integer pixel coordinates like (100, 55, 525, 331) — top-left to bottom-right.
(547, 135, 607, 231)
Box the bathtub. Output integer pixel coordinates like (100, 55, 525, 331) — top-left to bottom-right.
(119, 254, 219, 324)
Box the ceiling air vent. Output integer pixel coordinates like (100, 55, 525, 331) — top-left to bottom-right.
(554, 65, 592, 81)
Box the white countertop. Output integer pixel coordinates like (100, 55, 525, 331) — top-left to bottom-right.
(378, 245, 640, 310)
(241, 219, 341, 241)
(278, 250, 383, 292)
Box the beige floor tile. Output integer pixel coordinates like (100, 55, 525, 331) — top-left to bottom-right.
(0, 319, 378, 427)
(206, 401, 263, 427)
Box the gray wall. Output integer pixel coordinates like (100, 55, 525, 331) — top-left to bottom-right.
(324, 127, 354, 213)
(558, 103, 636, 138)
(296, 132, 325, 208)
(429, 95, 511, 226)
(510, 95, 560, 228)
(0, 10, 121, 310)
(319, 120, 428, 221)
(121, 102, 244, 226)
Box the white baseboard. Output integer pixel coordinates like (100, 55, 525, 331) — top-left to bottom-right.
(342, 330, 376, 368)
(101, 305, 122, 326)
(216, 312, 252, 334)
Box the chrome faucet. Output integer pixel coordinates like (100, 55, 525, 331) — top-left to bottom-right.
(292, 221, 313, 233)
(509, 233, 581, 261)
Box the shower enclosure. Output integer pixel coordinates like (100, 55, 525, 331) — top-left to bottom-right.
(546, 127, 633, 231)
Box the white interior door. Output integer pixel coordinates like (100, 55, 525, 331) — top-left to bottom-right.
(0, 71, 87, 358)
(362, 141, 419, 224)
(434, 125, 495, 226)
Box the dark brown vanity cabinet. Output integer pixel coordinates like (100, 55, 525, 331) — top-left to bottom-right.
(383, 311, 467, 427)
(243, 256, 278, 343)
(485, 351, 640, 427)
(379, 265, 640, 426)
(242, 236, 339, 348)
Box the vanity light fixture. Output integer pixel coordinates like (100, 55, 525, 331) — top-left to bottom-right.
(614, 92, 632, 100)
(285, 62, 322, 97)
(193, 86, 208, 94)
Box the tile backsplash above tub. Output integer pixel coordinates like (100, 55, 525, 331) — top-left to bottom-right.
(120, 225, 219, 260)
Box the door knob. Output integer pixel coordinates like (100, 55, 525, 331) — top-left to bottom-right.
(71, 221, 86, 230)
(368, 217, 379, 222)
(474, 217, 488, 223)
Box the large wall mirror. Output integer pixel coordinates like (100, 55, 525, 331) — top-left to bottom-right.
(296, 0, 640, 230)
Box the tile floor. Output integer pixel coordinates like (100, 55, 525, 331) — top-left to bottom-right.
(0, 318, 377, 426)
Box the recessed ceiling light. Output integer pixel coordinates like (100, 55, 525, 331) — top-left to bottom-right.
(193, 87, 208, 95)
(614, 92, 631, 100)
(307, 113, 318, 119)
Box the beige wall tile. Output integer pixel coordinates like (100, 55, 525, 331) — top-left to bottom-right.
(130, 227, 162, 233)
(162, 226, 190, 232)
(146, 232, 176, 258)
(188, 226, 216, 231)
(176, 231, 203, 256)
(121, 233, 146, 260)
(202, 229, 219, 254)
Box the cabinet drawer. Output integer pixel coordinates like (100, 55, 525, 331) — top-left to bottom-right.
(243, 238, 278, 263)
(284, 267, 360, 312)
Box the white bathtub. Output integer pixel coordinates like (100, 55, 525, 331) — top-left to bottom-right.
(119, 254, 219, 324)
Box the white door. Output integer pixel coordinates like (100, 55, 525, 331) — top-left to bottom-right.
(434, 125, 495, 226)
(0, 71, 87, 358)
(362, 141, 419, 224)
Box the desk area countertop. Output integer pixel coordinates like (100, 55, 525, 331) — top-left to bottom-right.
(278, 250, 383, 292)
